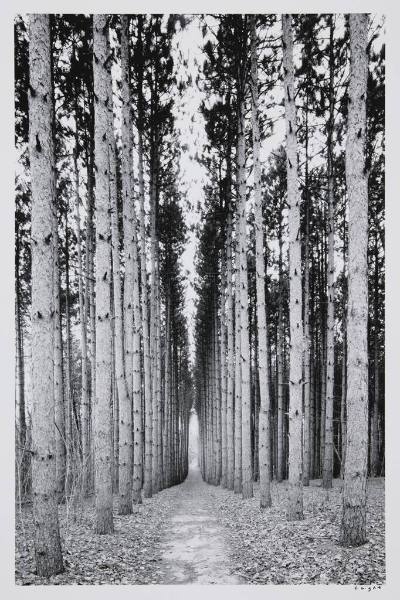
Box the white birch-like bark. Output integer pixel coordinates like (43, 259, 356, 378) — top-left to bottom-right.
(341, 13, 369, 546)
(29, 13, 64, 575)
(251, 16, 271, 507)
(282, 14, 304, 520)
(93, 14, 114, 534)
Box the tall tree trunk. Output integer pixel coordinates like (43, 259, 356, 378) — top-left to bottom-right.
(64, 209, 73, 495)
(28, 13, 64, 575)
(164, 291, 171, 487)
(323, 17, 336, 490)
(237, 57, 253, 500)
(93, 14, 114, 535)
(149, 134, 158, 495)
(118, 15, 135, 513)
(234, 231, 242, 494)
(155, 257, 162, 491)
(73, 136, 89, 497)
(214, 296, 222, 484)
(121, 15, 143, 506)
(136, 17, 153, 501)
(251, 15, 271, 507)
(226, 209, 235, 490)
(303, 96, 311, 487)
(85, 118, 96, 493)
(340, 213, 347, 477)
(53, 210, 65, 502)
(220, 257, 227, 487)
(341, 13, 369, 547)
(15, 225, 28, 496)
(282, 14, 303, 520)
(277, 213, 284, 482)
(370, 231, 380, 476)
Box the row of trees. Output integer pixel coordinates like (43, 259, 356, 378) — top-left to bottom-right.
(15, 14, 193, 576)
(194, 13, 384, 546)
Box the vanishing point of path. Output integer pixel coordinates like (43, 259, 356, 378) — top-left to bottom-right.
(156, 466, 242, 584)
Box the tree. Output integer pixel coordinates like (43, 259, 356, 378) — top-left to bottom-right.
(93, 14, 114, 535)
(341, 13, 369, 547)
(323, 16, 337, 490)
(282, 14, 303, 520)
(250, 15, 271, 508)
(28, 13, 64, 576)
(118, 14, 134, 514)
(236, 15, 253, 500)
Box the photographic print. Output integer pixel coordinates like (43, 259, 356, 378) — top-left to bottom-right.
(14, 9, 385, 587)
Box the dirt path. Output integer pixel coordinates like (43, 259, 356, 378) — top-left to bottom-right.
(157, 466, 242, 584)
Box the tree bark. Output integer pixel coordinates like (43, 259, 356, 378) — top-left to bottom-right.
(93, 14, 114, 534)
(28, 13, 64, 575)
(226, 209, 235, 490)
(237, 68, 253, 500)
(282, 14, 304, 520)
(323, 17, 336, 490)
(370, 231, 380, 477)
(73, 132, 89, 497)
(251, 15, 271, 507)
(234, 228, 242, 494)
(220, 257, 227, 487)
(303, 96, 311, 487)
(341, 13, 369, 547)
(277, 211, 284, 483)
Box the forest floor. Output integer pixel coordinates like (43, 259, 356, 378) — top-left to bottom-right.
(15, 469, 385, 586)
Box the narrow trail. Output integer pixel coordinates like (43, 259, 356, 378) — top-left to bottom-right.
(157, 465, 242, 584)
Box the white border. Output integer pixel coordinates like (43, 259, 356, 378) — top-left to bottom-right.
(1, 1, 399, 598)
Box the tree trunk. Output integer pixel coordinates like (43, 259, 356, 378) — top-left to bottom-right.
(220, 259, 227, 487)
(277, 215, 284, 483)
(303, 96, 311, 487)
(370, 232, 380, 477)
(28, 13, 64, 575)
(226, 209, 235, 490)
(64, 208, 73, 496)
(215, 298, 222, 484)
(93, 14, 114, 534)
(136, 18, 153, 501)
(85, 122, 96, 493)
(323, 18, 336, 490)
(73, 134, 89, 497)
(340, 213, 347, 478)
(341, 13, 369, 547)
(15, 226, 28, 497)
(282, 14, 303, 520)
(53, 210, 65, 502)
(251, 15, 271, 507)
(237, 71, 253, 500)
(234, 228, 242, 494)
